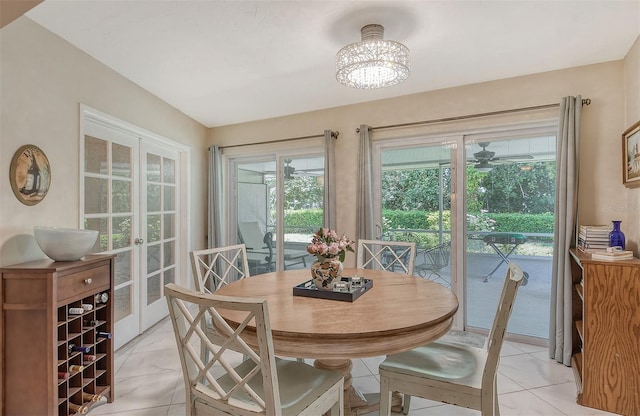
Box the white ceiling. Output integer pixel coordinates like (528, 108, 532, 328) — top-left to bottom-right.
(26, 0, 640, 128)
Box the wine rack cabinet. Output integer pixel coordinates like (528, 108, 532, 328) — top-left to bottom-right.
(1, 255, 115, 416)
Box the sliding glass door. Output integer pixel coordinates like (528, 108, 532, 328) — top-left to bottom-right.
(372, 124, 557, 344)
(464, 133, 556, 340)
(230, 153, 322, 274)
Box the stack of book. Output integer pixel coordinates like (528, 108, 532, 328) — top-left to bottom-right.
(577, 225, 611, 252)
(591, 250, 634, 261)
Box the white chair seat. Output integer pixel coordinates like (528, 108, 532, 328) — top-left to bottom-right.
(210, 358, 344, 415)
(380, 341, 486, 389)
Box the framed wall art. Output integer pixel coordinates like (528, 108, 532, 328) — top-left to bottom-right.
(622, 120, 640, 188)
(9, 144, 51, 205)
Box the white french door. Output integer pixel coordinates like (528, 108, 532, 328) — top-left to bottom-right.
(139, 142, 178, 330)
(82, 111, 183, 349)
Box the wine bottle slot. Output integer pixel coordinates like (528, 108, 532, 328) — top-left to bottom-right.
(82, 392, 106, 402)
(83, 319, 99, 327)
(81, 304, 93, 311)
(69, 344, 91, 354)
(69, 364, 84, 373)
(97, 331, 112, 339)
(68, 402, 89, 414)
(58, 371, 69, 380)
(84, 354, 97, 362)
(95, 292, 109, 304)
(69, 307, 85, 315)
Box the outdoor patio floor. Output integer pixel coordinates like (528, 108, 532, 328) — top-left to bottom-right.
(285, 251, 554, 342)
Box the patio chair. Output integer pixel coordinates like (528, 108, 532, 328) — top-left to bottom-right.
(414, 241, 450, 279)
(165, 283, 345, 416)
(356, 239, 416, 275)
(238, 221, 309, 273)
(379, 262, 526, 415)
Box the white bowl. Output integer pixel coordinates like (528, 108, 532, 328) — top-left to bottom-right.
(34, 226, 99, 261)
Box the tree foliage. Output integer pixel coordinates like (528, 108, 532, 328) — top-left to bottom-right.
(381, 162, 555, 215)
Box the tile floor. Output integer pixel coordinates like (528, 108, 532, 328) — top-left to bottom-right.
(91, 317, 620, 416)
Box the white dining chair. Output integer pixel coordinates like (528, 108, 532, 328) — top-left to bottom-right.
(356, 239, 416, 275)
(165, 283, 344, 416)
(190, 244, 304, 364)
(379, 261, 526, 416)
(190, 244, 251, 293)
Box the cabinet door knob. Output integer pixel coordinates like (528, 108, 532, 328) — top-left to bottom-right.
(84, 278, 92, 285)
(134, 238, 144, 245)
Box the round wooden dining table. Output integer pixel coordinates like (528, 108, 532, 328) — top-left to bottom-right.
(215, 268, 459, 415)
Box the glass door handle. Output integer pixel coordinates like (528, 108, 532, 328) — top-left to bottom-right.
(134, 238, 144, 245)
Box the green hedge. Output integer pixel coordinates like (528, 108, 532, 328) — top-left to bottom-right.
(284, 209, 554, 234)
(284, 209, 323, 228)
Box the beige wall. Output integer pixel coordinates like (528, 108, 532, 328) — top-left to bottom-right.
(211, 59, 639, 258)
(0, 17, 209, 267)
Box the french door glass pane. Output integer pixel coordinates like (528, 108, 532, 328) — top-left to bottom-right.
(147, 154, 161, 181)
(112, 216, 132, 250)
(112, 143, 131, 177)
(114, 286, 132, 322)
(114, 251, 132, 286)
(380, 144, 452, 287)
(84, 136, 107, 174)
(464, 136, 555, 339)
(147, 274, 161, 305)
(147, 184, 161, 211)
(112, 180, 131, 212)
(147, 214, 161, 242)
(84, 178, 108, 214)
(163, 157, 175, 183)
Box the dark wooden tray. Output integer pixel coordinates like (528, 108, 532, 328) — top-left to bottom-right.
(292, 277, 373, 302)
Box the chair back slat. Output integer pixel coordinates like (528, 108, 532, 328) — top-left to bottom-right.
(357, 239, 416, 275)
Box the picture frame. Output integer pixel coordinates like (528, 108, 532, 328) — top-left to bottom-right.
(622, 120, 640, 188)
(9, 144, 51, 206)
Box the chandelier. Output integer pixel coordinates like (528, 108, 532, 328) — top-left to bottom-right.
(336, 24, 410, 89)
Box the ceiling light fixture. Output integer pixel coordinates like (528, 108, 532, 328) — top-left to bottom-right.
(336, 24, 410, 89)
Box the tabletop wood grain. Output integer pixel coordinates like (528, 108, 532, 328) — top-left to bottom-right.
(215, 268, 459, 359)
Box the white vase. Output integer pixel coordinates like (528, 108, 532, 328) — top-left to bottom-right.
(310, 258, 343, 290)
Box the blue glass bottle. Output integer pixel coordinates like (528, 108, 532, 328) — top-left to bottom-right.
(608, 220, 625, 250)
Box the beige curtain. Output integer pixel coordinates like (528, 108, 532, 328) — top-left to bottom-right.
(208, 145, 223, 248)
(323, 130, 337, 229)
(357, 125, 374, 240)
(549, 96, 581, 365)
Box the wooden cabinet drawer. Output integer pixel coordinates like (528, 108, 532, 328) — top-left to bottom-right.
(57, 264, 110, 304)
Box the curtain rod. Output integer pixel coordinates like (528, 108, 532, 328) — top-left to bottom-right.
(219, 131, 338, 149)
(356, 99, 591, 133)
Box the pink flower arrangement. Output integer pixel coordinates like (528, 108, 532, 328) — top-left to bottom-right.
(306, 227, 355, 262)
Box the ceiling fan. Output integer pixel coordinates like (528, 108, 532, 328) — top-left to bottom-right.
(470, 142, 533, 172)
